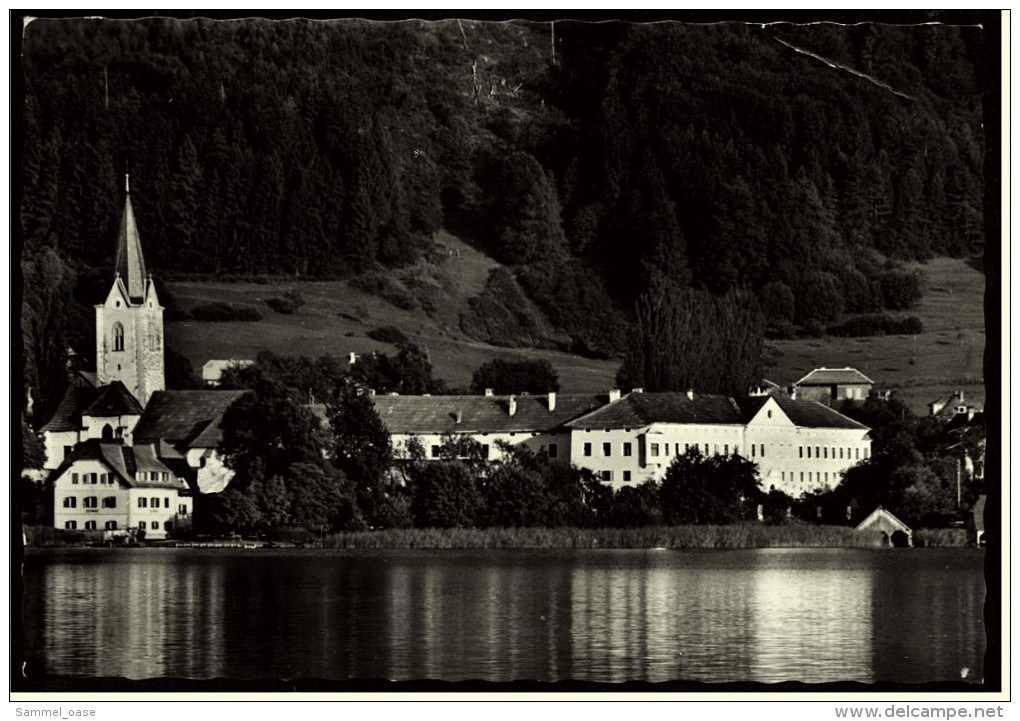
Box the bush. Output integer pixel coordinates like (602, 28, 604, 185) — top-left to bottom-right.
(265, 291, 305, 315)
(367, 325, 410, 345)
(190, 302, 263, 322)
(470, 358, 560, 395)
(879, 270, 924, 310)
(349, 272, 418, 310)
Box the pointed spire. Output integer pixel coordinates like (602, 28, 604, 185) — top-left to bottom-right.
(115, 174, 147, 301)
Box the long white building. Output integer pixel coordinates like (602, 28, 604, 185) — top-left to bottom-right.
(365, 388, 871, 498)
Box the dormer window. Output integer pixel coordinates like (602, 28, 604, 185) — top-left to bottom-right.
(113, 322, 125, 351)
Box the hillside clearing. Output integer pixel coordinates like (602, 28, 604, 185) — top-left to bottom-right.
(167, 251, 988, 414)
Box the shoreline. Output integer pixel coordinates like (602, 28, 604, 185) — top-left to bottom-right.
(24, 524, 973, 550)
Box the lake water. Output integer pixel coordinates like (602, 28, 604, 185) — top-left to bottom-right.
(20, 547, 986, 685)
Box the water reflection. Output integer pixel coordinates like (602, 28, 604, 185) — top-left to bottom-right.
(22, 547, 985, 684)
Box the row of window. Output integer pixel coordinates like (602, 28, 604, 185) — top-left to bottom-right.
(582, 441, 752, 459)
(797, 446, 869, 461)
(598, 470, 632, 482)
(66, 520, 120, 530)
(138, 496, 172, 508)
(110, 324, 162, 352)
(780, 470, 836, 485)
(72, 473, 114, 485)
(599, 468, 848, 487)
(71, 471, 172, 484)
(64, 520, 174, 531)
(61, 497, 187, 513)
(63, 496, 116, 508)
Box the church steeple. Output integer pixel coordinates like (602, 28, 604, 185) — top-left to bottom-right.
(115, 173, 147, 302)
(97, 174, 164, 406)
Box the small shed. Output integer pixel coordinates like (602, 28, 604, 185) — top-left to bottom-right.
(202, 359, 254, 386)
(856, 506, 912, 547)
(969, 495, 986, 546)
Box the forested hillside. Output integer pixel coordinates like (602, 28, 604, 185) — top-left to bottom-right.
(20, 17, 988, 418)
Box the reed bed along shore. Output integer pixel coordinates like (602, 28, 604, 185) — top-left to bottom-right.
(23, 524, 975, 549)
(321, 524, 897, 550)
(912, 528, 969, 547)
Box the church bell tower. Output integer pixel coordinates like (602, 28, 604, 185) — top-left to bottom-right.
(95, 175, 165, 405)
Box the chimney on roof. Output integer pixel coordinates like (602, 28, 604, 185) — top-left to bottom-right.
(455, 409, 463, 424)
(608, 389, 621, 403)
(508, 395, 517, 416)
(789, 387, 797, 401)
(686, 389, 694, 401)
(485, 388, 494, 396)
(632, 387, 643, 394)
(548, 392, 556, 412)
(368, 388, 376, 396)
(349, 352, 357, 365)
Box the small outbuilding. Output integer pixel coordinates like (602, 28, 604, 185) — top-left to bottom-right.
(969, 495, 986, 546)
(855, 506, 912, 547)
(202, 359, 254, 386)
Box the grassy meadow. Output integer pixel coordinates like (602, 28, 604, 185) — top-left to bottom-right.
(166, 236, 988, 413)
(165, 231, 621, 393)
(765, 256, 987, 414)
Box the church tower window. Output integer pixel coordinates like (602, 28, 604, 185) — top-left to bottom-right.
(113, 322, 125, 352)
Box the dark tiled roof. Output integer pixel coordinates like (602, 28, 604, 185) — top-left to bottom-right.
(943, 411, 984, 433)
(567, 392, 744, 430)
(132, 390, 248, 447)
(795, 367, 874, 386)
(84, 381, 144, 417)
(769, 396, 870, 430)
(40, 386, 100, 433)
(371, 393, 608, 435)
(51, 440, 187, 490)
(75, 371, 98, 388)
(569, 392, 868, 431)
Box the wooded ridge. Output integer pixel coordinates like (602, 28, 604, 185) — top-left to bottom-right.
(19, 17, 988, 419)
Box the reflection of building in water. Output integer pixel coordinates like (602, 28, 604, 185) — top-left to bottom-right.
(39, 556, 227, 680)
(747, 559, 873, 683)
(380, 559, 576, 681)
(569, 560, 759, 683)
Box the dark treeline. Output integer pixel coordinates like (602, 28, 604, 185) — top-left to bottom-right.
(21, 18, 986, 416)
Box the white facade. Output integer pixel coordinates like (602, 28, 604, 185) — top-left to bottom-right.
(566, 393, 871, 497)
(391, 430, 570, 464)
(95, 279, 164, 406)
(743, 396, 871, 496)
(52, 454, 192, 540)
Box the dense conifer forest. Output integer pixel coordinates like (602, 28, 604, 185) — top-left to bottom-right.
(19, 16, 989, 418)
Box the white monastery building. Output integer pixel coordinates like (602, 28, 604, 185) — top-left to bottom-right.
(358, 388, 871, 498)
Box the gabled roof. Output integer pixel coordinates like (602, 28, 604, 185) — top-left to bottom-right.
(132, 390, 248, 448)
(767, 396, 870, 430)
(51, 440, 187, 491)
(40, 385, 101, 433)
(371, 393, 608, 435)
(795, 367, 874, 386)
(566, 392, 744, 430)
(855, 506, 911, 533)
(84, 381, 144, 418)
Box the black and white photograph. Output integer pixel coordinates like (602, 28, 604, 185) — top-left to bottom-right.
(11, 9, 1004, 704)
